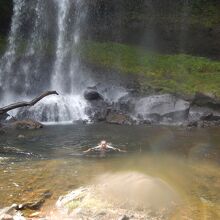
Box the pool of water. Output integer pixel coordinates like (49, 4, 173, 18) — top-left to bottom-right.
(0, 124, 219, 219)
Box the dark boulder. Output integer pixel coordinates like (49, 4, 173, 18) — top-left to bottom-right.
(84, 89, 103, 101)
(18, 190, 52, 211)
(187, 107, 220, 128)
(187, 120, 220, 128)
(200, 112, 220, 121)
(193, 92, 220, 110)
(117, 94, 136, 113)
(85, 99, 109, 121)
(106, 111, 134, 125)
(10, 119, 43, 130)
(119, 215, 130, 220)
(0, 113, 9, 122)
(189, 106, 220, 125)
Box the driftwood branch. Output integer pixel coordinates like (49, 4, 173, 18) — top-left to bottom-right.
(0, 91, 59, 115)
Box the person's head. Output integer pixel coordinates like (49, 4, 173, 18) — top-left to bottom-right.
(100, 140, 107, 149)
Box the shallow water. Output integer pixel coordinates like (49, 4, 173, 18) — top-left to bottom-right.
(0, 124, 219, 219)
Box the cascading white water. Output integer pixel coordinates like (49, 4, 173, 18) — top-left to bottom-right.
(52, 0, 70, 92)
(22, 0, 42, 93)
(46, 0, 90, 122)
(0, 0, 90, 122)
(0, 0, 25, 90)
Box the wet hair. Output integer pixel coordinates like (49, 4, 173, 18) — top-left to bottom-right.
(101, 140, 107, 145)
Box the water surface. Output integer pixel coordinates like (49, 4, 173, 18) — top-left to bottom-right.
(0, 124, 219, 219)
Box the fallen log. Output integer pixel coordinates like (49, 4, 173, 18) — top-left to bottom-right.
(0, 91, 59, 115)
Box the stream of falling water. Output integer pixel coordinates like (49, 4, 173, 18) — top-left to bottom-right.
(0, 0, 90, 122)
(0, 0, 25, 90)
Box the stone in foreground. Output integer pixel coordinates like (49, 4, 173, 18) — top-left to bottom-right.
(55, 172, 180, 220)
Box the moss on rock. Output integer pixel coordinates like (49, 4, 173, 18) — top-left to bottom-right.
(79, 41, 220, 97)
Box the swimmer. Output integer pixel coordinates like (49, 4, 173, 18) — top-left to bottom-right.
(83, 140, 126, 154)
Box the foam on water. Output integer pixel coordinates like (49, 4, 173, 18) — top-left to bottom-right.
(20, 94, 89, 122)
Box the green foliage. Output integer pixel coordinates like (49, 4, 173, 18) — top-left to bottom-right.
(191, 0, 220, 28)
(79, 41, 220, 96)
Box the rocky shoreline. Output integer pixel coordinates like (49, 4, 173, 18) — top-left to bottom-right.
(0, 173, 180, 220)
(83, 88, 220, 128)
(1, 90, 220, 133)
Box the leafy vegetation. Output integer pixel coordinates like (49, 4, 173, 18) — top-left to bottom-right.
(80, 41, 220, 96)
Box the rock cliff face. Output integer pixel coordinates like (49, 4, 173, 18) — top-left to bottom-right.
(85, 0, 220, 59)
(1, 0, 220, 58)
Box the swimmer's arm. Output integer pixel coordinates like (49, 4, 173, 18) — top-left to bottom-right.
(117, 148, 127, 152)
(107, 145, 127, 152)
(83, 145, 101, 153)
(83, 148, 92, 153)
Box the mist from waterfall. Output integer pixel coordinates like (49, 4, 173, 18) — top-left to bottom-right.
(0, 0, 90, 122)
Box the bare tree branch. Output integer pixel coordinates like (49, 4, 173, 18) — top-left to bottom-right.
(0, 91, 59, 115)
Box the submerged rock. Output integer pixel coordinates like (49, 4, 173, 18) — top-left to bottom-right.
(119, 215, 130, 220)
(55, 172, 180, 220)
(18, 190, 52, 211)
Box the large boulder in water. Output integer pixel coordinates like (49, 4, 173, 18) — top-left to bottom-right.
(106, 111, 134, 125)
(187, 105, 220, 128)
(193, 92, 220, 109)
(10, 119, 43, 130)
(116, 94, 136, 113)
(135, 94, 190, 123)
(55, 172, 180, 219)
(84, 89, 103, 101)
(85, 99, 109, 121)
(0, 113, 9, 123)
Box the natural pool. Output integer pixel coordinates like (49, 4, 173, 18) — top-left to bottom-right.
(0, 124, 219, 219)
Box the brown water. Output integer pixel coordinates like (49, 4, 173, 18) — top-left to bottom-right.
(0, 124, 219, 219)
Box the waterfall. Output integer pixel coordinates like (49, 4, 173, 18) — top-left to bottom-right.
(0, 0, 25, 91)
(0, 0, 90, 122)
(52, 0, 70, 92)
